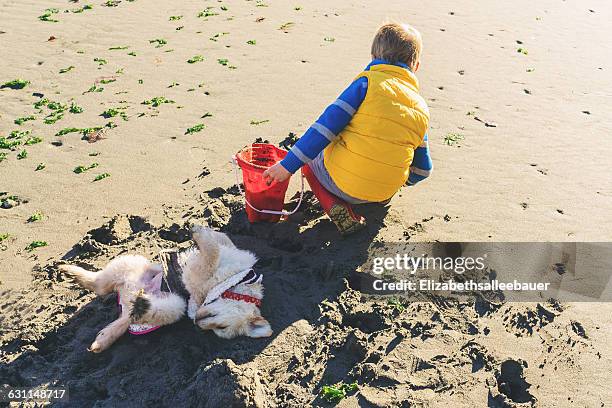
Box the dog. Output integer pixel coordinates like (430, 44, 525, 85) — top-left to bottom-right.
(60, 226, 271, 352)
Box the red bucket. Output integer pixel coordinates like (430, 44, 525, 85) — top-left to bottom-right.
(234, 143, 303, 223)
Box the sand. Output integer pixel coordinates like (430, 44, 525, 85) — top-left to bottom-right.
(1, 0, 611, 406)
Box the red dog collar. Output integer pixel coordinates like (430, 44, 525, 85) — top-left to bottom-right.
(221, 290, 262, 307)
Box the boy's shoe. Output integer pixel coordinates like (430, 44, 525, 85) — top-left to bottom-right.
(302, 164, 366, 236)
(328, 204, 366, 236)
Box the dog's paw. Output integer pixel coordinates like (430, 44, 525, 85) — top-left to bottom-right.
(88, 341, 103, 353)
(58, 264, 84, 284)
(191, 224, 210, 236)
(58, 264, 76, 276)
(191, 225, 215, 243)
(129, 289, 151, 321)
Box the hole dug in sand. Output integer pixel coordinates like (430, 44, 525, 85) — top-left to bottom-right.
(493, 359, 536, 406)
(88, 215, 152, 245)
(342, 310, 390, 334)
(182, 359, 267, 407)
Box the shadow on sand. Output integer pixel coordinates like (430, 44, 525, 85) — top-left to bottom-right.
(0, 192, 390, 407)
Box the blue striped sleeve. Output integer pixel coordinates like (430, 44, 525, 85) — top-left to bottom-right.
(280, 77, 368, 173)
(407, 133, 433, 185)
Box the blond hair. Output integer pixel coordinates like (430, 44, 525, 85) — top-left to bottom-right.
(371, 23, 422, 70)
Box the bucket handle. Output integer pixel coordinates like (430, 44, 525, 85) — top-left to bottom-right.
(232, 156, 304, 216)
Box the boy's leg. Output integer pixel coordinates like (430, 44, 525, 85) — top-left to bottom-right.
(302, 164, 366, 235)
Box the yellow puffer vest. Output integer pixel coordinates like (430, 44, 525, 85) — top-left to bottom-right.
(324, 64, 429, 202)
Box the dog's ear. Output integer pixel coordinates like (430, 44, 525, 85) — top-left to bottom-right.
(246, 316, 272, 338)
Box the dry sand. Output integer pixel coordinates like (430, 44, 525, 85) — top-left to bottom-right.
(1, 0, 611, 406)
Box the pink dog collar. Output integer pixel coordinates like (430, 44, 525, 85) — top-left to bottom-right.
(117, 294, 161, 335)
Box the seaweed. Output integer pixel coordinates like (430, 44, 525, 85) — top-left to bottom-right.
(198, 7, 218, 18)
(93, 173, 111, 182)
(101, 108, 119, 118)
(38, 8, 59, 22)
(43, 111, 64, 124)
(59, 66, 75, 74)
(94, 57, 108, 66)
(25, 241, 48, 251)
(0, 195, 22, 208)
(149, 38, 167, 48)
(109, 45, 129, 50)
(71, 4, 93, 13)
(55, 127, 81, 137)
(34, 98, 49, 109)
(17, 149, 28, 160)
(517, 48, 528, 55)
(9, 130, 29, 140)
(35, 163, 46, 171)
(128, 51, 137, 56)
(185, 124, 205, 135)
(187, 55, 205, 64)
(246, 39, 256, 45)
(101, 107, 127, 120)
(321, 382, 358, 403)
(27, 211, 44, 223)
(1, 79, 30, 90)
(444, 132, 464, 146)
(24, 136, 43, 145)
(14, 115, 36, 125)
(84, 84, 104, 93)
(0, 153, 7, 163)
(47, 101, 66, 111)
(69, 102, 84, 113)
(279, 22, 295, 32)
(250, 119, 269, 125)
(0, 138, 22, 150)
(142, 97, 175, 107)
(74, 162, 99, 174)
(387, 297, 406, 312)
(169, 15, 183, 21)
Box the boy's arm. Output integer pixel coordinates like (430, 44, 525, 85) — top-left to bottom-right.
(407, 133, 433, 185)
(279, 77, 368, 173)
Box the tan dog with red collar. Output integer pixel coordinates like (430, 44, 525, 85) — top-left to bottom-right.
(60, 226, 271, 353)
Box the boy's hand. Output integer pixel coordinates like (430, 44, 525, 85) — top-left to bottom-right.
(263, 163, 291, 184)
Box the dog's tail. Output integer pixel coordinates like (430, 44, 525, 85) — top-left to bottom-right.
(129, 292, 186, 326)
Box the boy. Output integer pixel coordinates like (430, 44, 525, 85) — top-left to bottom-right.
(263, 23, 432, 235)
